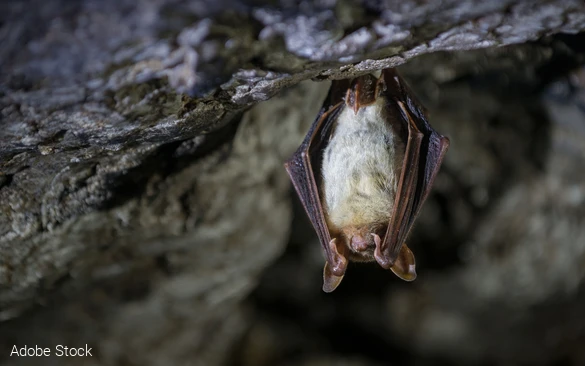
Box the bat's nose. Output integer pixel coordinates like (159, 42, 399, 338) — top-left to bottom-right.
(350, 235, 372, 252)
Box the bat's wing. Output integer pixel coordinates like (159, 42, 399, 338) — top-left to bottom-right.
(284, 80, 350, 292)
(376, 69, 450, 278)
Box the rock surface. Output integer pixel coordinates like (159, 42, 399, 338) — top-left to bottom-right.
(1, 0, 585, 365)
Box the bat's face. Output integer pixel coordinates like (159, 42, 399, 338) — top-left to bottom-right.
(285, 68, 449, 292)
(338, 224, 384, 262)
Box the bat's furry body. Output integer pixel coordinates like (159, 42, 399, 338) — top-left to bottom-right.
(322, 97, 405, 259)
(284, 68, 449, 292)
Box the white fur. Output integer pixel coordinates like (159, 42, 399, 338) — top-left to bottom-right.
(321, 98, 405, 230)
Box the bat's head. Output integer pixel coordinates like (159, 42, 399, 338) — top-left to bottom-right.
(323, 226, 416, 292)
(340, 225, 416, 281)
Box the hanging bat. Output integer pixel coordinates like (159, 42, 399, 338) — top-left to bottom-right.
(284, 68, 449, 292)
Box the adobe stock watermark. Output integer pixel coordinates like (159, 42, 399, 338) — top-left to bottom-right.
(10, 345, 93, 357)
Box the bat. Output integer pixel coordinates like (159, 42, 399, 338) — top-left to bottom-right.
(284, 68, 449, 292)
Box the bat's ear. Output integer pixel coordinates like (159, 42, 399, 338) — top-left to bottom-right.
(390, 244, 417, 281)
(323, 238, 348, 292)
(323, 262, 345, 292)
(326, 238, 348, 276)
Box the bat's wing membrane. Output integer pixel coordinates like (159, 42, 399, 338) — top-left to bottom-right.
(284, 107, 337, 255)
(378, 69, 450, 277)
(284, 80, 350, 291)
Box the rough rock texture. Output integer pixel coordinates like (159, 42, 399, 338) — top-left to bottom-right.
(1, 0, 585, 365)
(0, 80, 328, 365)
